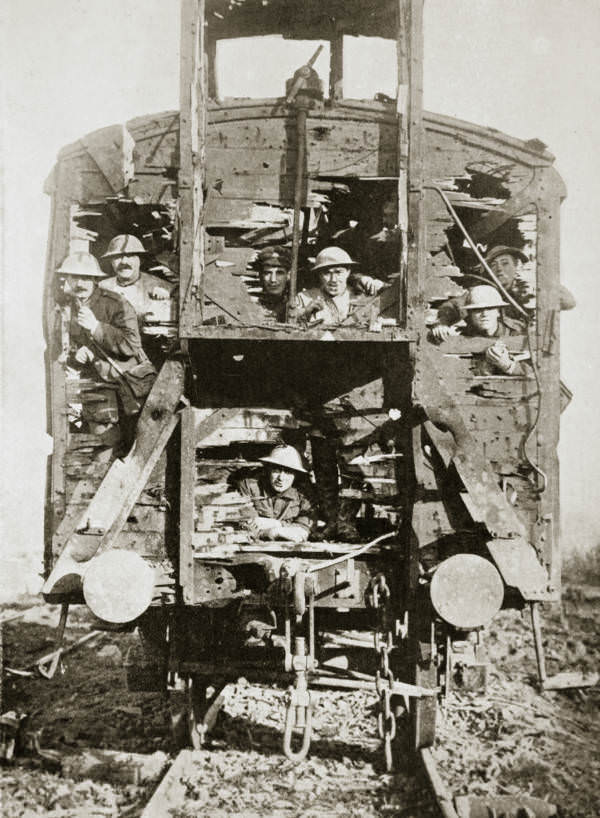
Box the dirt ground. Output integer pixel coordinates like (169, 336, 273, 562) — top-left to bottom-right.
(1, 588, 598, 817)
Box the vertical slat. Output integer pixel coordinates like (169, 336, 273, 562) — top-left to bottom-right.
(534, 167, 564, 598)
(179, 406, 196, 603)
(44, 163, 73, 571)
(396, 0, 410, 325)
(179, 0, 206, 336)
(403, 0, 425, 330)
(329, 28, 344, 102)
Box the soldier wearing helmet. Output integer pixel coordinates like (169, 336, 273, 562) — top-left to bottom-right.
(236, 445, 316, 542)
(295, 246, 385, 325)
(100, 234, 174, 327)
(432, 284, 528, 375)
(57, 251, 156, 453)
(433, 244, 575, 337)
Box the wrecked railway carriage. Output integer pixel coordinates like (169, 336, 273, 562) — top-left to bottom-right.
(42, 0, 571, 764)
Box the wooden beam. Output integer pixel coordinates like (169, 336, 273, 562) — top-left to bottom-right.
(179, 0, 206, 335)
(42, 360, 186, 597)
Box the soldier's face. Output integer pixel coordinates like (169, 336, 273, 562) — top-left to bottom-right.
(66, 275, 95, 301)
(320, 266, 350, 297)
(469, 307, 499, 336)
(268, 466, 295, 494)
(111, 254, 141, 284)
(260, 266, 288, 297)
(489, 254, 517, 288)
(382, 201, 398, 230)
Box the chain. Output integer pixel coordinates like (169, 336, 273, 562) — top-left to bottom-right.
(370, 574, 397, 771)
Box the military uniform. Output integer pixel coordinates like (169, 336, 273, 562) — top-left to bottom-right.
(237, 472, 315, 535)
(69, 288, 156, 449)
(100, 272, 175, 324)
(462, 318, 529, 376)
(362, 226, 402, 282)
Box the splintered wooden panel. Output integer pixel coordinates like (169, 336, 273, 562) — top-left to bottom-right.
(204, 110, 398, 212)
(430, 344, 541, 525)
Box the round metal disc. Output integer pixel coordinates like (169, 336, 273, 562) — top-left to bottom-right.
(430, 554, 504, 629)
(83, 550, 156, 624)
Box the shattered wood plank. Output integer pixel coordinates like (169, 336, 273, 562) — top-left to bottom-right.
(141, 750, 200, 818)
(62, 749, 168, 786)
(43, 360, 185, 597)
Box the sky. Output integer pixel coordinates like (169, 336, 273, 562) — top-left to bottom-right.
(2, 0, 600, 583)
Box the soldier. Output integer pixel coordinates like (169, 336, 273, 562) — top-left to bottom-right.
(100, 234, 174, 323)
(58, 251, 156, 454)
(296, 247, 385, 325)
(255, 245, 291, 322)
(237, 445, 316, 543)
(362, 197, 402, 282)
(431, 284, 528, 376)
(433, 244, 575, 336)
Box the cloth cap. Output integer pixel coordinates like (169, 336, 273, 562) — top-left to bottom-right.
(464, 285, 508, 310)
(485, 245, 528, 265)
(102, 234, 147, 258)
(57, 251, 105, 277)
(259, 445, 308, 474)
(256, 245, 291, 270)
(312, 246, 358, 271)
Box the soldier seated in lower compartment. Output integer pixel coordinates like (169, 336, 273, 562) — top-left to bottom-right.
(429, 284, 529, 376)
(58, 251, 157, 457)
(236, 445, 316, 543)
(295, 247, 385, 326)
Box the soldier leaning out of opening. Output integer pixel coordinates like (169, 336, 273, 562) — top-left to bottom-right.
(433, 245, 575, 337)
(362, 198, 403, 283)
(237, 445, 316, 543)
(255, 245, 291, 322)
(58, 251, 157, 452)
(100, 234, 174, 323)
(429, 284, 529, 376)
(295, 247, 386, 325)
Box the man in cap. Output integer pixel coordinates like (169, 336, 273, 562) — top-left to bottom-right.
(431, 284, 528, 375)
(100, 234, 174, 325)
(237, 444, 316, 542)
(254, 245, 291, 322)
(296, 246, 385, 325)
(57, 251, 156, 452)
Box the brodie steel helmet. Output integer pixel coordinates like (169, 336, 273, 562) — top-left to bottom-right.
(259, 445, 308, 474)
(312, 246, 358, 271)
(464, 285, 508, 310)
(102, 234, 147, 258)
(57, 251, 105, 277)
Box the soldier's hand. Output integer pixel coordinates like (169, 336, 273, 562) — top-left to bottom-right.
(429, 324, 459, 344)
(485, 341, 514, 374)
(76, 306, 99, 333)
(74, 345, 95, 364)
(150, 286, 170, 300)
(358, 275, 385, 296)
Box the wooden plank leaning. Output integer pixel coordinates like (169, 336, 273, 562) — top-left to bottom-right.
(42, 358, 186, 598)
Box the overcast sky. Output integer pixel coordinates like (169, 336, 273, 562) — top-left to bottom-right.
(2, 0, 600, 573)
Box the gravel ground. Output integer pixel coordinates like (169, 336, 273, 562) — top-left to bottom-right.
(1, 590, 598, 817)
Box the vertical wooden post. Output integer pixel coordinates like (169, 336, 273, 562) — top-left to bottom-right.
(402, 0, 425, 331)
(179, 0, 206, 337)
(534, 167, 565, 599)
(44, 163, 74, 571)
(329, 29, 344, 102)
(179, 405, 196, 604)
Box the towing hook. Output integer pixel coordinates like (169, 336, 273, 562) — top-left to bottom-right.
(283, 680, 312, 763)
